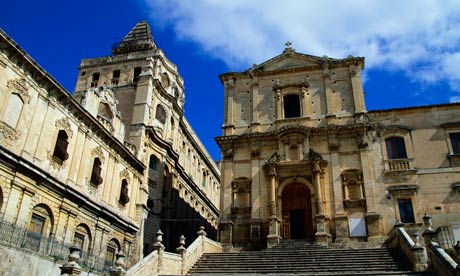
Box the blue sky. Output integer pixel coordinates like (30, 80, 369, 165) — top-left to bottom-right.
(2, 0, 460, 161)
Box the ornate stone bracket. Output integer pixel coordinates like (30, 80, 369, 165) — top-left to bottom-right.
(0, 122, 21, 140)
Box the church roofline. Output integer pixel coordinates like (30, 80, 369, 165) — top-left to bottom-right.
(219, 50, 364, 83)
(368, 102, 460, 114)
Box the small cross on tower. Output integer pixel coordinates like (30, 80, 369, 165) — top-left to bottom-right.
(284, 41, 294, 53)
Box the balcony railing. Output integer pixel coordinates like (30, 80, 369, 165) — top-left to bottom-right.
(384, 158, 414, 172)
(0, 218, 112, 272)
(448, 154, 460, 167)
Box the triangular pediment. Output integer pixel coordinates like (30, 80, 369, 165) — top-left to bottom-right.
(248, 51, 331, 72)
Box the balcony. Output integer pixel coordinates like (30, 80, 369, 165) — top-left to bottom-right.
(383, 158, 416, 175)
(0, 218, 112, 272)
(447, 154, 460, 167)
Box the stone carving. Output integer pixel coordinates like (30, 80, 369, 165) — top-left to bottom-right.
(91, 146, 105, 163)
(231, 177, 251, 193)
(0, 122, 21, 140)
(223, 146, 233, 160)
(161, 73, 170, 88)
(119, 169, 130, 180)
(55, 117, 73, 138)
(47, 150, 65, 170)
(266, 151, 280, 164)
(308, 148, 323, 161)
(7, 78, 30, 103)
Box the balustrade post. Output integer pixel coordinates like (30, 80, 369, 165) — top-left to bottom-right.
(60, 245, 82, 276)
(410, 232, 428, 271)
(109, 250, 127, 276)
(153, 230, 165, 274)
(176, 235, 187, 275)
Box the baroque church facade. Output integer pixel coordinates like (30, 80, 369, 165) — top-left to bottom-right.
(0, 21, 219, 273)
(216, 44, 460, 250)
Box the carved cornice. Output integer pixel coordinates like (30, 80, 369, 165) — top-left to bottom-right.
(216, 123, 378, 148)
(273, 81, 309, 91)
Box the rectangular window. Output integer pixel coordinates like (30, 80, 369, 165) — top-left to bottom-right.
(73, 232, 85, 249)
(450, 132, 460, 154)
(398, 199, 415, 223)
(29, 213, 45, 234)
(385, 137, 407, 159)
(283, 94, 301, 118)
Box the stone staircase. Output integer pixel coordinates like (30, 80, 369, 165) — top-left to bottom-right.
(186, 239, 435, 275)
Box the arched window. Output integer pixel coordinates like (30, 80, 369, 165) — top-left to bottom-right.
(149, 155, 158, 171)
(28, 204, 54, 251)
(105, 238, 121, 267)
(155, 104, 166, 124)
(3, 93, 24, 128)
(90, 158, 103, 186)
(119, 179, 130, 206)
(133, 67, 142, 83)
(73, 224, 92, 252)
(283, 94, 301, 118)
(385, 136, 407, 159)
(169, 117, 175, 140)
(161, 73, 170, 88)
(53, 130, 69, 164)
(202, 172, 206, 187)
(91, 72, 100, 87)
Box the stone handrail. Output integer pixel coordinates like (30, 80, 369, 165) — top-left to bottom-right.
(386, 223, 428, 271)
(125, 250, 159, 276)
(426, 241, 460, 276)
(125, 228, 222, 276)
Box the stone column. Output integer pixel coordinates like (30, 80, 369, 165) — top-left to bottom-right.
(300, 86, 310, 118)
(266, 166, 280, 248)
(251, 81, 260, 132)
(313, 161, 330, 245)
(275, 86, 282, 119)
(322, 63, 335, 117)
(349, 65, 366, 113)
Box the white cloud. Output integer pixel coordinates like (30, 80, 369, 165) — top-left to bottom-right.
(145, 0, 460, 91)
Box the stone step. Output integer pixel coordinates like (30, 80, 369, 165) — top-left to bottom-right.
(187, 241, 433, 276)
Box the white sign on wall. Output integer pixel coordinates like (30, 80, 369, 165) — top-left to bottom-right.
(349, 218, 367, 237)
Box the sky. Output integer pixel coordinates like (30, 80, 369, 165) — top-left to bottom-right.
(1, 0, 460, 161)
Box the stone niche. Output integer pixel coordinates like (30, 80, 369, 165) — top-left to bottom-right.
(341, 169, 366, 209)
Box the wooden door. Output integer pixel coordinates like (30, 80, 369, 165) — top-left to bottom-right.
(281, 183, 313, 239)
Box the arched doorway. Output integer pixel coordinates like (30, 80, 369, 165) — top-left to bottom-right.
(282, 183, 313, 240)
